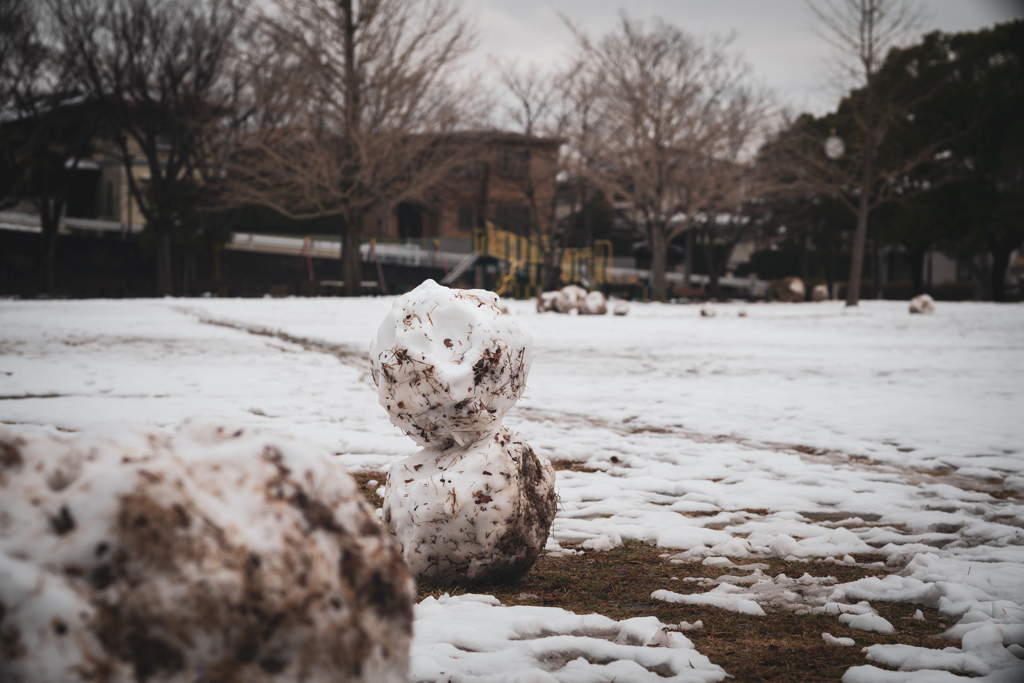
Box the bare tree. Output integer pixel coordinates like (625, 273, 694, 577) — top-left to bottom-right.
(0, 0, 100, 294)
(805, 0, 928, 306)
(54, 0, 249, 296)
(0, 0, 37, 141)
(223, 0, 478, 296)
(569, 16, 771, 301)
(495, 58, 602, 291)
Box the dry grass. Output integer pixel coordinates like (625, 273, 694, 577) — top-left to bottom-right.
(355, 472, 951, 681)
(549, 461, 601, 473)
(350, 470, 386, 509)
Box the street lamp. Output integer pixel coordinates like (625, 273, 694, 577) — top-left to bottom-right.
(823, 131, 843, 299)
(824, 134, 845, 161)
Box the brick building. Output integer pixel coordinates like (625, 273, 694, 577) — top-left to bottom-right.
(362, 132, 562, 245)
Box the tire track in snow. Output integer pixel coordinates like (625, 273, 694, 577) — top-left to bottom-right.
(513, 406, 1020, 499)
(177, 306, 368, 372)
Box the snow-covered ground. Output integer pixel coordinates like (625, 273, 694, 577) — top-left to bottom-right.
(2, 296, 1023, 682)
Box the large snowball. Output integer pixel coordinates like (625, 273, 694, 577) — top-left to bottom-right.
(580, 291, 608, 315)
(370, 280, 533, 447)
(382, 427, 556, 586)
(776, 276, 806, 302)
(0, 423, 413, 683)
(555, 285, 587, 313)
(536, 291, 558, 313)
(909, 294, 935, 314)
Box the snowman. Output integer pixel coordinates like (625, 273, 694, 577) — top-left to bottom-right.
(370, 280, 557, 586)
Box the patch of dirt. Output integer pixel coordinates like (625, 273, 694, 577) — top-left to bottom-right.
(983, 489, 1023, 500)
(0, 393, 67, 401)
(349, 470, 385, 510)
(0, 393, 159, 401)
(414, 541, 951, 682)
(0, 421, 78, 432)
(549, 461, 601, 473)
(356, 470, 957, 681)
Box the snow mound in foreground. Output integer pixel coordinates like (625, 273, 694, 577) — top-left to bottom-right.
(370, 280, 533, 447)
(374, 281, 556, 586)
(0, 423, 413, 683)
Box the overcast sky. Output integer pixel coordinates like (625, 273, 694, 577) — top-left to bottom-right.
(465, 0, 1024, 116)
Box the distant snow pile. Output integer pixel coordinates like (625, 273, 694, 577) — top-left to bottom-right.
(580, 290, 608, 315)
(613, 299, 630, 316)
(0, 423, 413, 683)
(776, 276, 806, 302)
(909, 293, 935, 314)
(536, 290, 558, 313)
(371, 280, 556, 586)
(555, 284, 588, 313)
(812, 284, 829, 302)
(700, 303, 716, 318)
(537, 285, 615, 315)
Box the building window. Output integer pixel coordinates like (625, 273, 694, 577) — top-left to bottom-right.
(498, 146, 530, 179)
(498, 203, 531, 236)
(458, 205, 474, 232)
(451, 164, 480, 178)
(397, 202, 423, 240)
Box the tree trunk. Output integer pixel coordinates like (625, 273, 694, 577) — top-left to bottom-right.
(846, 193, 870, 306)
(649, 226, 668, 302)
(910, 249, 925, 296)
(847, 59, 876, 308)
(156, 229, 173, 296)
(342, 212, 362, 297)
(704, 232, 721, 299)
(581, 183, 592, 249)
(182, 254, 196, 297)
(799, 228, 810, 285)
(990, 242, 1010, 302)
(873, 239, 883, 299)
(542, 247, 561, 291)
(38, 200, 61, 295)
(827, 201, 836, 299)
(684, 229, 694, 291)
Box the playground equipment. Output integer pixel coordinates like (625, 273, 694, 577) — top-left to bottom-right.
(470, 222, 612, 298)
(224, 225, 620, 298)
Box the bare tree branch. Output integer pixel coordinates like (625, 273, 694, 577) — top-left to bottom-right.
(220, 0, 480, 295)
(566, 14, 772, 300)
